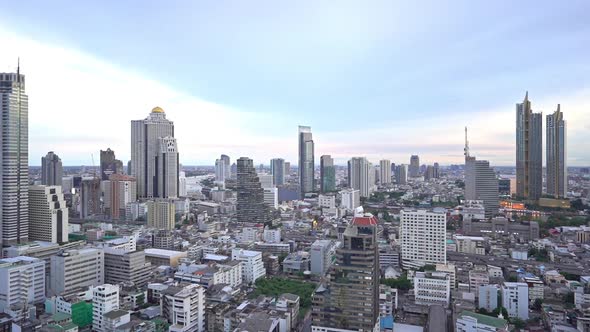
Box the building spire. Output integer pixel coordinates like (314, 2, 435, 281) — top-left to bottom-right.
(524, 90, 528, 101)
(557, 103, 560, 112)
(16, 57, 20, 83)
(464, 126, 470, 158)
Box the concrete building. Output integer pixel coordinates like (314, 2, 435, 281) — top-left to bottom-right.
(270, 158, 285, 187)
(455, 236, 485, 255)
(502, 282, 529, 320)
(522, 276, 544, 303)
(99, 148, 123, 181)
(41, 151, 63, 186)
(318, 194, 336, 209)
(516, 92, 542, 200)
(456, 311, 508, 332)
(435, 263, 456, 289)
(462, 217, 539, 241)
(231, 249, 265, 284)
(50, 248, 104, 296)
(469, 270, 490, 292)
(409, 155, 420, 177)
(400, 209, 446, 269)
(414, 271, 451, 307)
(310, 239, 333, 276)
(478, 285, 499, 311)
(144, 248, 186, 267)
(131, 107, 175, 198)
(80, 178, 101, 218)
(340, 189, 360, 211)
(215, 158, 227, 182)
(0, 70, 29, 246)
(103, 248, 151, 288)
(348, 157, 374, 198)
(161, 284, 205, 332)
(147, 200, 175, 230)
(178, 171, 187, 197)
(465, 129, 499, 218)
(263, 187, 278, 209)
(155, 136, 179, 198)
(236, 157, 269, 224)
(102, 174, 137, 220)
(395, 164, 408, 185)
(263, 227, 281, 243)
(320, 155, 336, 193)
(0, 256, 45, 313)
(93, 284, 119, 332)
(546, 105, 567, 198)
(379, 159, 392, 184)
(28, 185, 68, 243)
(298, 126, 315, 198)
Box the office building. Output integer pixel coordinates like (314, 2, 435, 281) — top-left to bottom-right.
(236, 157, 269, 224)
(178, 171, 187, 197)
(284, 162, 291, 177)
(310, 239, 333, 276)
(298, 125, 315, 197)
(0, 256, 45, 313)
(102, 174, 137, 220)
(147, 200, 175, 230)
(80, 178, 101, 218)
(220, 154, 230, 179)
(318, 194, 336, 209)
(0, 69, 29, 246)
(409, 155, 420, 177)
(93, 284, 119, 332)
(154, 136, 179, 198)
(28, 185, 68, 244)
(144, 248, 186, 267)
(162, 283, 205, 332)
(41, 151, 63, 186)
(348, 157, 373, 198)
(455, 236, 485, 255)
(502, 282, 529, 320)
(263, 187, 278, 209)
(311, 213, 380, 331)
(263, 227, 281, 243)
(379, 159, 392, 184)
(400, 209, 446, 269)
(270, 158, 285, 186)
(546, 105, 567, 198)
(131, 107, 175, 198)
(100, 148, 123, 181)
(320, 155, 335, 192)
(231, 249, 265, 284)
(414, 271, 451, 307)
(50, 248, 104, 296)
(465, 127, 499, 218)
(516, 92, 542, 200)
(258, 173, 274, 188)
(340, 188, 360, 211)
(103, 248, 151, 288)
(395, 164, 408, 185)
(462, 217, 539, 241)
(215, 158, 227, 182)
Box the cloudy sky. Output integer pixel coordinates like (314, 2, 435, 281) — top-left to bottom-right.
(1, 1, 589, 166)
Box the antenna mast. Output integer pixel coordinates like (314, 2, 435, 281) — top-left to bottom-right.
(464, 126, 470, 158)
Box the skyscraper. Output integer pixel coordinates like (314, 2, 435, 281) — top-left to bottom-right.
(237, 157, 269, 224)
(400, 209, 446, 269)
(0, 68, 29, 246)
(516, 92, 542, 200)
(348, 157, 373, 198)
(270, 158, 285, 186)
(155, 136, 179, 198)
(464, 128, 499, 218)
(312, 213, 380, 331)
(379, 159, 392, 184)
(41, 151, 63, 186)
(320, 155, 335, 193)
(80, 178, 101, 218)
(409, 155, 420, 177)
(546, 105, 567, 198)
(215, 158, 227, 182)
(29, 185, 69, 243)
(395, 164, 408, 185)
(147, 200, 175, 230)
(100, 148, 123, 180)
(103, 174, 137, 220)
(298, 126, 314, 197)
(131, 107, 175, 198)
(220, 154, 231, 179)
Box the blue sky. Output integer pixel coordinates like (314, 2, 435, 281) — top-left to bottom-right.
(1, 1, 589, 166)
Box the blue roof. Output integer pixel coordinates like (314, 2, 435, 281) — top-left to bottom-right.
(380, 316, 394, 329)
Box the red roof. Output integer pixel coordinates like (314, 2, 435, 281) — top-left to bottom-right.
(352, 214, 378, 226)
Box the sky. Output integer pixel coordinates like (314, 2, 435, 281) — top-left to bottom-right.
(0, 0, 589, 166)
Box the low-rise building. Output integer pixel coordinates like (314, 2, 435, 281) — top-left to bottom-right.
(456, 310, 508, 332)
(414, 271, 451, 307)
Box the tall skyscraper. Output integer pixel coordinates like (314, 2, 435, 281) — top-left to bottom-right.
(379, 159, 392, 184)
(0, 68, 29, 246)
(270, 158, 285, 186)
(400, 209, 446, 269)
(80, 178, 101, 218)
(29, 185, 69, 243)
(464, 127, 499, 218)
(312, 213, 380, 331)
(284, 162, 291, 178)
(546, 105, 567, 198)
(298, 126, 315, 197)
(348, 157, 373, 198)
(155, 136, 179, 198)
(237, 157, 269, 224)
(100, 148, 123, 180)
(516, 92, 542, 200)
(395, 164, 408, 185)
(409, 155, 420, 177)
(131, 107, 175, 198)
(220, 154, 231, 179)
(320, 155, 335, 193)
(215, 158, 227, 182)
(103, 174, 137, 220)
(41, 151, 63, 186)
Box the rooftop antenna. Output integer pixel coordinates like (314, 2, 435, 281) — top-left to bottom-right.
(464, 126, 470, 158)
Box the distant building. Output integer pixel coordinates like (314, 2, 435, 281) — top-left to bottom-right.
(516, 92, 542, 200)
(270, 158, 285, 186)
(546, 105, 567, 198)
(215, 158, 227, 182)
(147, 200, 175, 230)
(80, 178, 101, 218)
(462, 217, 539, 241)
(400, 209, 446, 269)
(102, 174, 137, 220)
(348, 157, 374, 198)
(236, 157, 269, 224)
(155, 136, 179, 198)
(380, 159, 392, 184)
(99, 148, 123, 181)
(340, 189, 360, 211)
(298, 126, 315, 197)
(409, 155, 420, 177)
(320, 155, 336, 193)
(465, 127, 499, 218)
(395, 164, 408, 185)
(42, 151, 63, 186)
(498, 178, 511, 196)
(29, 185, 69, 244)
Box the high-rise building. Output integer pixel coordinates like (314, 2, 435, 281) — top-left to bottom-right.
(236, 157, 269, 224)
(546, 105, 567, 198)
(340, 188, 361, 211)
(379, 159, 392, 184)
(155, 136, 179, 198)
(320, 155, 335, 193)
(298, 126, 315, 197)
(93, 284, 120, 332)
(312, 213, 380, 331)
(215, 158, 227, 182)
(29, 185, 69, 243)
(310, 239, 333, 276)
(147, 200, 175, 230)
(161, 283, 205, 332)
(464, 128, 499, 218)
(400, 209, 446, 269)
(409, 155, 420, 177)
(103, 174, 137, 220)
(395, 164, 408, 185)
(0, 69, 29, 246)
(41, 151, 63, 186)
(100, 148, 123, 180)
(103, 248, 151, 288)
(80, 178, 101, 218)
(50, 248, 104, 296)
(284, 162, 291, 178)
(502, 282, 529, 320)
(178, 171, 187, 197)
(516, 92, 542, 200)
(348, 157, 373, 198)
(0, 256, 45, 314)
(263, 187, 278, 209)
(270, 158, 285, 186)
(131, 107, 175, 198)
(220, 154, 230, 180)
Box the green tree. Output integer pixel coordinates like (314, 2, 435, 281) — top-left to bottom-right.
(381, 276, 412, 290)
(532, 298, 543, 311)
(511, 318, 526, 330)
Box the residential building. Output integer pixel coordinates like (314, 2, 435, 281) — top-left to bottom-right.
(0, 256, 45, 313)
(318, 194, 336, 209)
(99, 148, 123, 181)
(270, 158, 285, 186)
(50, 248, 104, 296)
(320, 155, 336, 193)
(236, 157, 269, 224)
(379, 285, 398, 316)
(41, 151, 63, 186)
(231, 249, 265, 284)
(310, 239, 333, 275)
(436, 263, 457, 289)
(92, 284, 119, 332)
(516, 92, 542, 200)
(380, 159, 392, 184)
(155, 136, 179, 198)
(103, 248, 151, 288)
(409, 155, 420, 177)
(456, 311, 508, 332)
(502, 282, 529, 320)
(263, 187, 278, 209)
(455, 236, 485, 255)
(263, 227, 281, 243)
(28, 185, 68, 244)
(478, 285, 499, 311)
(395, 164, 408, 185)
(400, 209, 446, 269)
(522, 277, 544, 303)
(102, 174, 137, 220)
(283, 252, 310, 274)
(298, 125, 315, 197)
(414, 271, 451, 307)
(0, 70, 29, 246)
(348, 157, 374, 198)
(147, 199, 175, 230)
(469, 270, 490, 293)
(340, 189, 360, 211)
(546, 105, 567, 198)
(161, 284, 205, 332)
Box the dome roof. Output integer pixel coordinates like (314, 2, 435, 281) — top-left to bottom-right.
(151, 106, 165, 113)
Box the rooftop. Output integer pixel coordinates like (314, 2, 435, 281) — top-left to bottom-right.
(103, 309, 129, 320)
(459, 310, 508, 328)
(145, 248, 186, 258)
